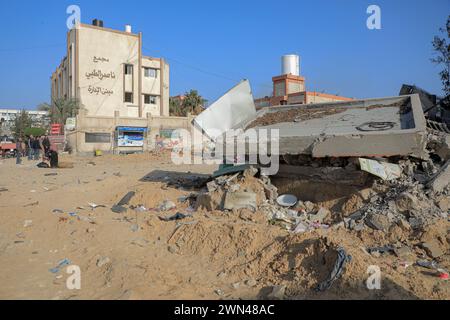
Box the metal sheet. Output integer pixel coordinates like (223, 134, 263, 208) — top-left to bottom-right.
(192, 80, 256, 141)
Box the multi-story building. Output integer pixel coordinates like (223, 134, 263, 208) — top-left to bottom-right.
(51, 19, 169, 117)
(0, 109, 49, 136)
(254, 55, 353, 109)
(50, 19, 192, 154)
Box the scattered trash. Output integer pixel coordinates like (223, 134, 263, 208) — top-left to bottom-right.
(316, 247, 352, 291)
(276, 194, 298, 207)
(117, 191, 136, 206)
(359, 158, 402, 180)
(23, 220, 33, 228)
(214, 289, 224, 296)
(49, 258, 71, 273)
(131, 238, 149, 247)
(96, 257, 110, 267)
(111, 205, 127, 214)
(158, 200, 176, 211)
(24, 201, 39, 207)
(367, 245, 395, 255)
(416, 260, 439, 270)
(88, 203, 106, 210)
(159, 212, 193, 222)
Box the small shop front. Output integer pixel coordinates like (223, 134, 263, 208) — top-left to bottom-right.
(115, 126, 148, 154)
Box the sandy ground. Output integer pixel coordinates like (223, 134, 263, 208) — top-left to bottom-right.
(0, 152, 448, 300)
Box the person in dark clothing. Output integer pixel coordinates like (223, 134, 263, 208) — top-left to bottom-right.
(27, 135, 33, 160)
(47, 150, 59, 168)
(32, 136, 41, 160)
(42, 135, 51, 154)
(16, 138, 23, 165)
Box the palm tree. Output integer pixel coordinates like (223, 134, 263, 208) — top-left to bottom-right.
(51, 98, 81, 124)
(169, 97, 183, 116)
(183, 90, 207, 115)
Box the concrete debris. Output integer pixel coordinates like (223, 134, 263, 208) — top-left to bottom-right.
(359, 158, 402, 180)
(395, 192, 418, 213)
(365, 213, 392, 231)
(223, 192, 257, 211)
(158, 200, 176, 211)
(421, 241, 445, 259)
(117, 191, 136, 206)
(267, 285, 286, 300)
(427, 160, 450, 193)
(308, 207, 330, 224)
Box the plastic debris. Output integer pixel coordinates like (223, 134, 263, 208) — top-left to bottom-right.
(159, 212, 193, 222)
(316, 247, 352, 291)
(276, 194, 298, 207)
(49, 258, 71, 274)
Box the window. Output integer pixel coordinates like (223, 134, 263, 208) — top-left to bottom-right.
(85, 133, 111, 143)
(144, 67, 157, 78)
(124, 64, 133, 75)
(144, 94, 157, 105)
(124, 92, 133, 103)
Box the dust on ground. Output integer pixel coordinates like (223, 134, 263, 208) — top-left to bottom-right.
(0, 151, 448, 300)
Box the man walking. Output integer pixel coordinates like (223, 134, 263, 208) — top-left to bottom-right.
(27, 135, 34, 160)
(16, 137, 23, 165)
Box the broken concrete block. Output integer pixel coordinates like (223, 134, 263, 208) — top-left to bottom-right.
(436, 196, 450, 212)
(427, 160, 450, 193)
(195, 192, 223, 211)
(243, 166, 258, 178)
(267, 285, 286, 300)
(308, 207, 330, 223)
(436, 135, 450, 161)
(395, 192, 418, 213)
(421, 241, 444, 259)
(206, 180, 218, 192)
(394, 246, 415, 260)
(223, 192, 257, 211)
(366, 213, 391, 231)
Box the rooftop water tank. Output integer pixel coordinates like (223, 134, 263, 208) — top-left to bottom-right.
(281, 54, 300, 76)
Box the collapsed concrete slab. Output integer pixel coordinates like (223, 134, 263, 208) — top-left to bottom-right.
(241, 94, 428, 159)
(194, 81, 428, 160)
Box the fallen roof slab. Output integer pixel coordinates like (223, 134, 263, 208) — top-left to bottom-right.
(194, 81, 428, 159)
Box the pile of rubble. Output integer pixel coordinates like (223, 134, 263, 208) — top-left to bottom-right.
(187, 129, 449, 240)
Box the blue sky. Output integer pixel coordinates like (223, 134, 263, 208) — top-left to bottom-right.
(0, 0, 448, 109)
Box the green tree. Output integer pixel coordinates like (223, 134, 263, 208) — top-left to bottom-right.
(51, 98, 81, 124)
(12, 109, 32, 139)
(24, 127, 46, 137)
(169, 97, 183, 116)
(182, 90, 207, 116)
(37, 102, 51, 112)
(431, 15, 450, 96)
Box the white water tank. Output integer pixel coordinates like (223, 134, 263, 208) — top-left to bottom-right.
(125, 24, 132, 33)
(281, 54, 300, 76)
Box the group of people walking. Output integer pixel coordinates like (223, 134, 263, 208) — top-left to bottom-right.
(16, 135, 51, 165)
